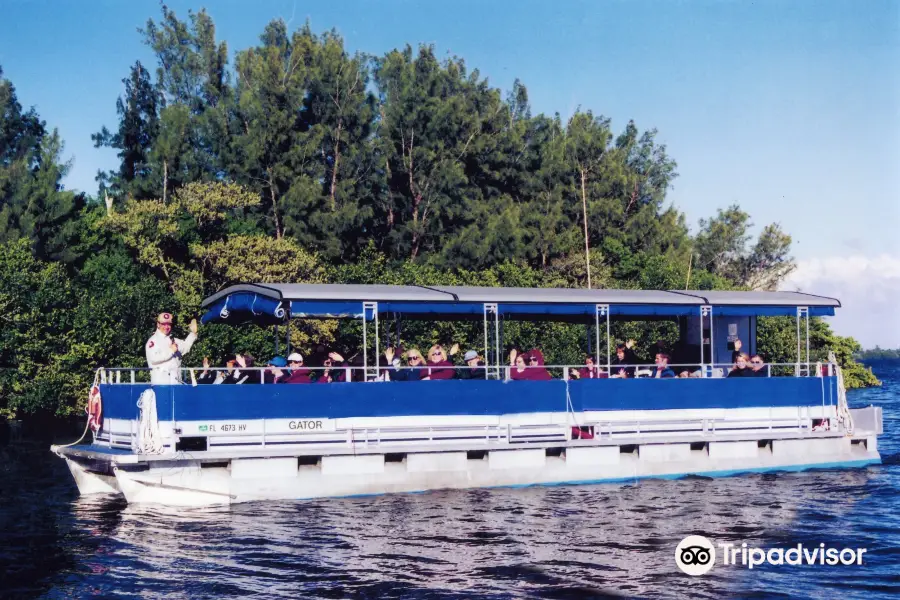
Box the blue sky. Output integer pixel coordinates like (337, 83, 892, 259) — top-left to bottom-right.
(1, 0, 898, 345)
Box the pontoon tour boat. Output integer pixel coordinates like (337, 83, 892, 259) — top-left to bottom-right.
(52, 284, 883, 506)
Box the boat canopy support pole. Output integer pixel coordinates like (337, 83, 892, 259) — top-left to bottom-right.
(362, 302, 379, 380)
(596, 304, 609, 373)
(796, 306, 809, 376)
(701, 305, 712, 375)
(483, 303, 500, 380)
(274, 325, 279, 356)
(806, 308, 810, 374)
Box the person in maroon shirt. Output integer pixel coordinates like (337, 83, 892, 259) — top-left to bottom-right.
(509, 349, 553, 380)
(509, 349, 530, 380)
(422, 345, 455, 380)
(278, 352, 313, 383)
(524, 348, 553, 380)
(316, 352, 349, 383)
(574, 355, 607, 379)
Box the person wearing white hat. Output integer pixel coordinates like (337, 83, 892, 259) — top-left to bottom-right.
(145, 312, 198, 384)
(280, 352, 312, 383)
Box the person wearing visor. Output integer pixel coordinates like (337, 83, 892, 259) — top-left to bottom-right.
(145, 312, 198, 384)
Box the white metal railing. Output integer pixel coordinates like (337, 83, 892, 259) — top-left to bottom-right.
(97, 361, 838, 385)
(95, 407, 842, 455)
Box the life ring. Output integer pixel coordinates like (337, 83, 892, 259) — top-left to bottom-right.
(87, 384, 103, 433)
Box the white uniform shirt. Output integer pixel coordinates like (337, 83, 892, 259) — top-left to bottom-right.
(145, 329, 197, 384)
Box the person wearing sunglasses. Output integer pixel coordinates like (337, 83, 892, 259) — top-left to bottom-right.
(526, 349, 552, 380)
(383, 347, 425, 381)
(749, 354, 768, 377)
(421, 345, 455, 380)
(509, 348, 552, 380)
(270, 353, 311, 384)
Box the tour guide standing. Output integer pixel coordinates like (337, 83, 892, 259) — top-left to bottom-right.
(146, 312, 198, 384)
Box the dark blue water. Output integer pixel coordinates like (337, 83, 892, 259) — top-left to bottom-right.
(2, 362, 898, 599)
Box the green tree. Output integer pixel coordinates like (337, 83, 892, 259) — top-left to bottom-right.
(0, 67, 82, 263)
(694, 205, 795, 290)
(756, 316, 879, 388)
(92, 61, 160, 200)
(230, 21, 377, 255)
(564, 110, 611, 288)
(0, 240, 77, 417)
(374, 45, 502, 260)
(140, 6, 231, 192)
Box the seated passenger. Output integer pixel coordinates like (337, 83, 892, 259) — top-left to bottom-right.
(457, 350, 486, 380)
(280, 352, 312, 383)
(525, 348, 552, 380)
(731, 338, 744, 364)
(422, 345, 455, 380)
(508, 349, 529, 380)
(576, 355, 607, 379)
(610, 342, 637, 378)
(264, 356, 288, 383)
(226, 354, 257, 384)
(384, 347, 425, 381)
(727, 353, 753, 378)
(749, 354, 768, 377)
(214, 357, 239, 384)
(197, 356, 217, 384)
(317, 352, 347, 383)
(651, 352, 676, 379)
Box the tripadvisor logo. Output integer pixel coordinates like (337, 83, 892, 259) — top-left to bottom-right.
(675, 536, 868, 575)
(675, 535, 716, 576)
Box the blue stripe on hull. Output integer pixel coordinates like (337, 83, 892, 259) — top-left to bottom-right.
(99, 377, 837, 421)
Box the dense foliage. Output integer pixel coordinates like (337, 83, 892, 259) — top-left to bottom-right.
(855, 347, 900, 361)
(0, 7, 877, 417)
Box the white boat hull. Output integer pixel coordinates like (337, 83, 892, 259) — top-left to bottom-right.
(64, 458, 120, 495)
(111, 435, 881, 507)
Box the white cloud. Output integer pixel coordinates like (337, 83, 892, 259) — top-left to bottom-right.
(781, 254, 900, 349)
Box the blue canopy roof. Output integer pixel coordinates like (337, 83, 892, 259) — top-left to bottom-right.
(200, 284, 839, 325)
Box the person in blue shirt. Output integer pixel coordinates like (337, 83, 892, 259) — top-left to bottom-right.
(651, 352, 676, 379)
(383, 347, 426, 381)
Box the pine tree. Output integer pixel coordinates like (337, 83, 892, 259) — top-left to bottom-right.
(92, 61, 159, 199)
